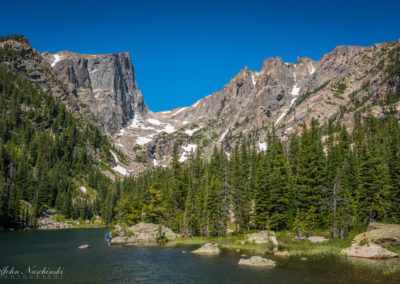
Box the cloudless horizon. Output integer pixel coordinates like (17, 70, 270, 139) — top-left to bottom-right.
(1, 0, 400, 111)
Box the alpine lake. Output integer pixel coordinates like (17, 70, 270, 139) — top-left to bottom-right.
(0, 228, 399, 283)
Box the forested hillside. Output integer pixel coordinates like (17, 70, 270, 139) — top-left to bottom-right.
(0, 67, 117, 228)
(115, 111, 400, 238)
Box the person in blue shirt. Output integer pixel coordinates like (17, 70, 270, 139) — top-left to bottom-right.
(105, 232, 111, 245)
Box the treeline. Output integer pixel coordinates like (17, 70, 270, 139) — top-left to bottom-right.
(115, 111, 400, 238)
(0, 35, 28, 44)
(0, 68, 115, 227)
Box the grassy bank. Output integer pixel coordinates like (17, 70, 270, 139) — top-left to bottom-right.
(169, 234, 272, 253)
(169, 231, 352, 256)
(275, 231, 352, 256)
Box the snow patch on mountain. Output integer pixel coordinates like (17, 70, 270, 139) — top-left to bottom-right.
(251, 74, 256, 86)
(192, 100, 200, 108)
(172, 107, 188, 116)
(51, 54, 63, 67)
(179, 152, 188, 162)
(179, 144, 198, 163)
(136, 136, 152, 145)
(182, 144, 197, 152)
(275, 109, 288, 126)
(153, 159, 159, 167)
(290, 85, 301, 96)
(185, 128, 200, 136)
(147, 118, 162, 125)
(163, 124, 175, 133)
(113, 165, 129, 176)
(129, 117, 156, 131)
(259, 142, 267, 152)
(219, 129, 229, 142)
(110, 150, 119, 163)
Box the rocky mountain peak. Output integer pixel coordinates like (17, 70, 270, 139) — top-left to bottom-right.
(3, 37, 400, 176)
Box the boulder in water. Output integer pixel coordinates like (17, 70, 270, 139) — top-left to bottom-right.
(238, 256, 276, 268)
(192, 243, 221, 255)
(339, 243, 398, 259)
(110, 223, 177, 244)
(247, 231, 278, 251)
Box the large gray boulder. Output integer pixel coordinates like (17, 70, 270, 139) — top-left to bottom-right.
(110, 223, 177, 244)
(238, 256, 276, 268)
(354, 222, 400, 246)
(339, 243, 398, 259)
(247, 230, 278, 251)
(192, 243, 221, 255)
(306, 236, 329, 243)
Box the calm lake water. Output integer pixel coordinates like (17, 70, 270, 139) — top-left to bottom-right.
(0, 228, 399, 283)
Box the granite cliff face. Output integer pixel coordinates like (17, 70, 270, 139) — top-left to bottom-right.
(42, 50, 148, 134)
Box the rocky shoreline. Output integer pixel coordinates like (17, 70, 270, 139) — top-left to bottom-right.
(1, 208, 104, 231)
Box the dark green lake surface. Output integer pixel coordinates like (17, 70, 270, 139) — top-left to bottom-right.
(0, 228, 399, 283)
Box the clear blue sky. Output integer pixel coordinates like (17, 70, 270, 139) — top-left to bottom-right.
(1, 0, 400, 111)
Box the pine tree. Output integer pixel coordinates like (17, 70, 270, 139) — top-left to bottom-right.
(296, 120, 326, 229)
(143, 182, 166, 223)
(254, 154, 270, 229)
(206, 175, 225, 236)
(357, 142, 391, 223)
(268, 137, 292, 230)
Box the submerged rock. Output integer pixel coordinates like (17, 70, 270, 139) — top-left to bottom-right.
(247, 231, 278, 251)
(110, 223, 177, 244)
(192, 243, 221, 255)
(340, 243, 398, 259)
(274, 251, 289, 258)
(78, 244, 89, 249)
(238, 256, 276, 268)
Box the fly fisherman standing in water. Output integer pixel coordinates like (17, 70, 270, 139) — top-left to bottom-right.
(105, 232, 111, 246)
